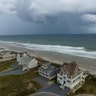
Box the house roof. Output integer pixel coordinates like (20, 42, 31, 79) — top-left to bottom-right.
(22, 56, 34, 64)
(0, 52, 15, 58)
(17, 52, 27, 57)
(17, 53, 31, 62)
(40, 63, 58, 72)
(59, 61, 81, 77)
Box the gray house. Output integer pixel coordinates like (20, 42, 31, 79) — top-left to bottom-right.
(39, 63, 58, 80)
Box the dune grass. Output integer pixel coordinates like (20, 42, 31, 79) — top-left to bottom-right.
(75, 75, 96, 95)
(0, 68, 40, 96)
(0, 59, 17, 72)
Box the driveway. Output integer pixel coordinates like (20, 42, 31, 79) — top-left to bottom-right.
(37, 84, 70, 96)
(0, 63, 28, 76)
(0, 69, 27, 76)
(34, 76, 54, 88)
(34, 76, 48, 87)
(33, 76, 70, 96)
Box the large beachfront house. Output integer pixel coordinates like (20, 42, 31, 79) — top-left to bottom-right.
(17, 53, 38, 71)
(39, 63, 58, 80)
(57, 62, 85, 92)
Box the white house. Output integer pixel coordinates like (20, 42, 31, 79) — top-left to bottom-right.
(17, 53, 38, 71)
(57, 62, 85, 92)
(0, 51, 16, 61)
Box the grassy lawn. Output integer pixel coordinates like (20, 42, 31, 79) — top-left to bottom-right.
(0, 59, 17, 72)
(0, 68, 40, 96)
(75, 75, 96, 95)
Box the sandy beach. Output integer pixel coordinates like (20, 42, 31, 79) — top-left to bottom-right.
(0, 43, 96, 75)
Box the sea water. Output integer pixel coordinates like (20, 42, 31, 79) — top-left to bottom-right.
(0, 34, 96, 59)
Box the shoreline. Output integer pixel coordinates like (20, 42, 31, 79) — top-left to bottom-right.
(0, 43, 96, 75)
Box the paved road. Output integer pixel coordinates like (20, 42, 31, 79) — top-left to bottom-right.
(0, 64, 27, 76)
(38, 84, 70, 96)
(0, 69, 27, 76)
(32, 92, 59, 96)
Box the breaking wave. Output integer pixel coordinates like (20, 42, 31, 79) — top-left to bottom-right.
(0, 40, 96, 59)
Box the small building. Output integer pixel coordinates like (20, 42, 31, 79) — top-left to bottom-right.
(57, 62, 85, 92)
(0, 51, 16, 61)
(17, 53, 38, 71)
(39, 63, 58, 80)
(2, 52, 15, 59)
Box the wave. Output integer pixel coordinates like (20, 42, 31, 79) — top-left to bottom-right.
(0, 40, 96, 59)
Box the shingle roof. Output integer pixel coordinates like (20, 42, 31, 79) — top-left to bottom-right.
(59, 61, 81, 77)
(41, 63, 58, 72)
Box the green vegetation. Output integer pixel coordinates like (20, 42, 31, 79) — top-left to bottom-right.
(10, 51, 18, 54)
(0, 68, 40, 96)
(91, 76, 96, 81)
(75, 75, 96, 95)
(0, 59, 17, 72)
(37, 57, 49, 66)
(0, 55, 60, 96)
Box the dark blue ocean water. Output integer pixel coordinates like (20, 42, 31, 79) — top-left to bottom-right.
(0, 34, 96, 50)
(0, 34, 96, 59)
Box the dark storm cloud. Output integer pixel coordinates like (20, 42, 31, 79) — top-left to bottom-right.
(0, 0, 96, 34)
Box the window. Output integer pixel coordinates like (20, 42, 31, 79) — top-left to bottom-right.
(67, 80, 71, 83)
(64, 81, 66, 84)
(60, 77, 62, 80)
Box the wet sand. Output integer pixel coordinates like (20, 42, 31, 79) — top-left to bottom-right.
(0, 44, 96, 75)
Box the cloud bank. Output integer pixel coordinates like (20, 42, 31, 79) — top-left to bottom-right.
(0, 0, 96, 22)
(0, 0, 96, 33)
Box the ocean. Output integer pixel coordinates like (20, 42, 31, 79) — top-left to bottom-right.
(0, 34, 96, 59)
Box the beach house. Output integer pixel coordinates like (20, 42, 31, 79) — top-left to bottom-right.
(57, 62, 85, 92)
(39, 63, 58, 80)
(0, 51, 16, 61)
(17, 53, 38, 70)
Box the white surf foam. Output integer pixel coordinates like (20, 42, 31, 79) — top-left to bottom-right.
(0, 40, 96, 59)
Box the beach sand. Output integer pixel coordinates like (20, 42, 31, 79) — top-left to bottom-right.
(0, 44, 96, 75)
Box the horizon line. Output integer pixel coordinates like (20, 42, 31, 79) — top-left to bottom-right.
(0, 33, 96, 36)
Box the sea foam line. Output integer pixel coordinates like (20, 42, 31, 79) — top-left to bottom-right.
(0, 40, 96, 59)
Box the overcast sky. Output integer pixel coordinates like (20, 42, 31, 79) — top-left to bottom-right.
(0, 0, 96, 35)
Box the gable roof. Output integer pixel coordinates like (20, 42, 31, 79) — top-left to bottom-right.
(59, 61, 81, 77)
(22, 56, 33, 64)
(40, 63, 58, 72)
